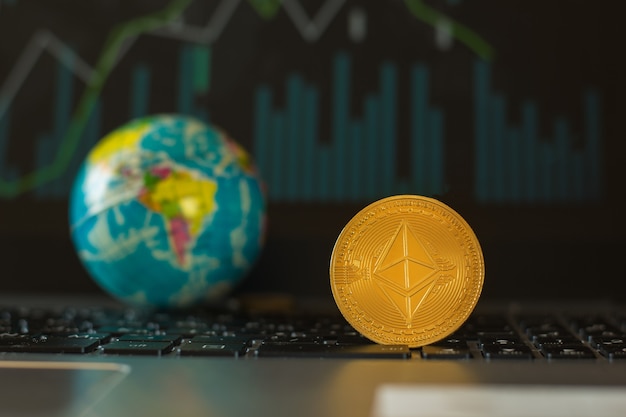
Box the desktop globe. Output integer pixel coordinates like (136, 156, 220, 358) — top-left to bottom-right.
(69, 115, 267, 308)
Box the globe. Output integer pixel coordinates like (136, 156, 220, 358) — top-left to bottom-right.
(69, 115, 267, 308)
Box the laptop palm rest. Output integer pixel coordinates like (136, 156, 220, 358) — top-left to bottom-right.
(0, 360, 129, 417)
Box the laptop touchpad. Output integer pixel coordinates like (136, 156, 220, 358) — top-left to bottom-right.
(0, 360, 129, 417)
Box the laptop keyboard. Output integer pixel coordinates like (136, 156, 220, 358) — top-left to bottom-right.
(0, 306, 625, 360)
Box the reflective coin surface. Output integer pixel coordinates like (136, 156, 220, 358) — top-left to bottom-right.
(329, 195, 484, 347)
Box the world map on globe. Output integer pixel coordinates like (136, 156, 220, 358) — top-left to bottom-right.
(69, 115, 267, 308)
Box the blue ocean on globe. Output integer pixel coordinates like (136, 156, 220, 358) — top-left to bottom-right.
(69, 115, 267, 308)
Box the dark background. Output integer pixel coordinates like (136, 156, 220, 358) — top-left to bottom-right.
(0, 0, 624, 303)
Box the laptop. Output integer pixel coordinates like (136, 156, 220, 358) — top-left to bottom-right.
(1, 0, 625, 416)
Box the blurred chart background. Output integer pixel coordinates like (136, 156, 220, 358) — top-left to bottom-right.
(1, 0, 624, 300)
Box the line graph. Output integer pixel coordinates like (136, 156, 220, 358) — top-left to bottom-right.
(0, 0, 193, 198)
(404, 0, 494, 60)
(0, 0, 496, 200)
(282, 0, 347, 42)
(152, 0, 348, 44)
(151, 0, 494, 51)
(0, 30, 94, 123)
(151, 0, 240, 44)
(0, 0, 493, 112)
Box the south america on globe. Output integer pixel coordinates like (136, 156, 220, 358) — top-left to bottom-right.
(69, 115, 267, 308)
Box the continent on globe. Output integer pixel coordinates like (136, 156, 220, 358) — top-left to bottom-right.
(69, 115, 267, 308)
(137, 165, 218, 268)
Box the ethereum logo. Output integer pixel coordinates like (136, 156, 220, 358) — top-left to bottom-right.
(373, 221, 439, 324)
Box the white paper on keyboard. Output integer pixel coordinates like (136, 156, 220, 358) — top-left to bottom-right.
(371, 384, 626, 417)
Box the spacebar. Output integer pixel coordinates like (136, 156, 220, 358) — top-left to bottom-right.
(257, 343, 411, 359)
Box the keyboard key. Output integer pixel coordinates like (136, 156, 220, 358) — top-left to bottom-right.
(518, 315, 557, 328)
(189, 335, 255, 346)
(420, 337, 471, 359)
(599, 345, 626, 360)
(180, 342, 246, 357)
(526, 324, 571, 339)
(257, 343, 411, 359)
(482, 344, 534, 360)
(570, 315, 618, 331)
(269, 335, 323, 344)
(542, 345, 597, 360)
(462, 315, 512, 337)
(118, 334, 182, 344)
(0, 335, 99, 353)
(101, 340, 174, 356)
(591, 336, 626, 348)
(479, 334, 524, 347)
(533, 335, 582, 349)
(573, 318, 622, 341)
(335, 334, 374, 345)
(421, 345, 471, 359)
(165, 327, 213, 337)
(0, 334, 34, 344)
(592, 336, 626, 360)
(96, 326, 153, 336)
(53, 332, 112, 344)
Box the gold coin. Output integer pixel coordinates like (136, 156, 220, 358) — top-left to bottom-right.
(329, 195, 484, 347)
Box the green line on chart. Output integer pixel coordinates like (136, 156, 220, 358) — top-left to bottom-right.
(248, 0, 283, 20)
(404, 0, 494, 61)
(0, 0, 192, 198)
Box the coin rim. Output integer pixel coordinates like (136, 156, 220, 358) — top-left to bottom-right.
(329, 194, 485, 347)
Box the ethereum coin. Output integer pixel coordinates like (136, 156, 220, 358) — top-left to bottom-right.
(329, 195, 484, 347)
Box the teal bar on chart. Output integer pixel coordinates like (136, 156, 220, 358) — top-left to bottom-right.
(286, 74, 303, 201)
(364, 95, 380, 200)
(380, 61, 396, 198)
(254, 85, 272, 192)
(301, 86, 318, 201)
(131, 65, 150, 119)
(584, 91, 602, 201)
(73, 100, 101, 172)
(474, 60, 489, 203)
(177, 44, 209, 122)
(270, 111, 286, 200)
(554, 118, 569, 202)
(507, 128, 521, 203)
(521, 101, 537, 203)
(491, 94, 506, 203)
(333, 53, 350, 201)
(411, 65, 427, 193)
(411, 64, 445, 196)
(428, 109, 444, 194)
(35, 57, 73, 199)
(348, 121, 363, 201)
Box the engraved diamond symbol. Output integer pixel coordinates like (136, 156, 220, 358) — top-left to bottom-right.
(373, 221, 438, 323)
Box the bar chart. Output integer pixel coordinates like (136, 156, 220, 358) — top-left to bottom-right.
(474, 61, 602, 204)
(253, 52, 446, 202)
